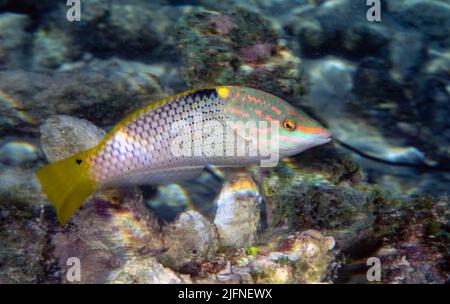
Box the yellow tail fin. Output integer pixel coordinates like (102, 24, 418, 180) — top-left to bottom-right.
(36, 149, 97, 224)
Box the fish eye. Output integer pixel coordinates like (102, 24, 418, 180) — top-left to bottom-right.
(283, 119, 296, 131)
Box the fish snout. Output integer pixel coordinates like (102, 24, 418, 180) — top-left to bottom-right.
(316, 128, 332, 144)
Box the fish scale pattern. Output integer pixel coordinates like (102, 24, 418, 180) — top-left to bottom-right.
(88, 89, 230, 185)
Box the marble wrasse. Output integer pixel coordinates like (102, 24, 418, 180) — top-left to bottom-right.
(36, 86, 331, 224)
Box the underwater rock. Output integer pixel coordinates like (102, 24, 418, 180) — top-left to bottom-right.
(340, 24, 389, 57)
(303, 56, 449, 195)
(95, 3, 160, 52)
(0, 70, 164, 137)
(283, 4, 448, 194)
(348, 55, 450, 173)
(195, 0, 318, 21)
(0, 141, 46, 220)
(390, 0, 450, 47)
(40, 115, 106, 162)
(0, 167, 48, 208)
(0, 140, 38, 166)
(179, 171, 224, 216)
(160, 211, 219, 270)
(36, 2, 190, 65)
(184, 230, 337, 284)
(339, 195, 449, 283)
(0, 137, 57, 284)
(352, 57, 406, 105)
(146, 168, 224, 222)
(263, 144, 380, 252)
(52, 189, 164, 283)
(0, 13, 31, 70)
(407, 69, 450, 167)
(146, 184, 190, 222)
(284, 13, 327, 56)
(107, 257, 192, 284)
(176, 7, 304, 98)
(287, 0, 450, 180)
(32, 27, 81, 70)
(312, 2, 450, 180)
(0, 218, 48, 283)
(61, 57, 185, 95)
(0, 0, 58, 15)
(210, 264, 254, 284)
(213, 173, 261, 249)
(285, 0, 388, 58)
(0, 197, 54, 283)
(303, 57, 355, 106)
(63, 0, 161, 57)
(375, 196, 449, 284)
(389, 31, 425, 82)
(250, 230, 337, 283)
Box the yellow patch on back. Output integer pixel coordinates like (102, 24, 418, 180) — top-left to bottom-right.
(217, 86, 230, 99)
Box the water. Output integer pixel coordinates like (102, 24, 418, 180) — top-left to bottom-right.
(0, 0, 448, 284)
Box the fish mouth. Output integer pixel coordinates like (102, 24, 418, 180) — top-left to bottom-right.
(279, 133, 332, 157)
(315, 127, 332, 145)
(281, 139, 324, 156)
(317, 134, 332, 145)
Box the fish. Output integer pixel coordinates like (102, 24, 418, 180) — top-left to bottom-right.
(36, 86, 331, 224)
